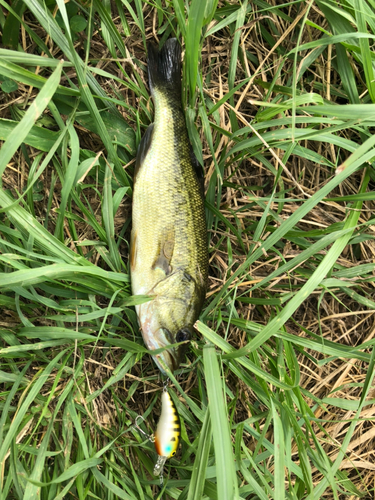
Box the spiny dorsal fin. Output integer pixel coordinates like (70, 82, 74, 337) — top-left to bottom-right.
(189, 143, 204, 196)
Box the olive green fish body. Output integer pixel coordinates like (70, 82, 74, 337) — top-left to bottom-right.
(131, 39, 208, 373)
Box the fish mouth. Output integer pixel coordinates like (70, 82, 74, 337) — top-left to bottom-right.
(146, 327, 180, 374)
(137, 309, 179, 373)
(137, 303, 184, 373)
(153, 342, 179, 374)
(142, 328, 181, 375)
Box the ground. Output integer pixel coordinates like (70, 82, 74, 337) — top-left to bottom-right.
(1, 1, 375, 499)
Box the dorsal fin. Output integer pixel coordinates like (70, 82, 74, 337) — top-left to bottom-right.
(189, 144, 204, 196)
(134, 123, 154, 183)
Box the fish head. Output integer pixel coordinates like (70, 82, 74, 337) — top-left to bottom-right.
(137, 270, 202, 373)
(137, 299, 194, 374)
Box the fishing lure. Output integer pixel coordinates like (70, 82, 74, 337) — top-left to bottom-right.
(135, 386, 181, 480)
(153, 388, 181, 476)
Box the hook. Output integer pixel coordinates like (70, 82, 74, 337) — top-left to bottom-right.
(134, 415, 155, 443)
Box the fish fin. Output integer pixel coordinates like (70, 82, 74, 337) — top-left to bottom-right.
(134, 123, 154, 183)
(153, 254, 172, 275)
(152, 231, 175, 275)
(189, 144, 205, 196)
(147, 38, 181, 98)
(163, 240, 174, 260)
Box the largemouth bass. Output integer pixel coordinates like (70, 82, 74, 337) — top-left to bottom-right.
(130, 39, 208, 374)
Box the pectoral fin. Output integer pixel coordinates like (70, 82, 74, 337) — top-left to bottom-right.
(152, 230, 175, 276)
(153, 253, 172, 275)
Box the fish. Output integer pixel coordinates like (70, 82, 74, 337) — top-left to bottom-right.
(130, 38, 208, 374)
(153, 389, 180, 476)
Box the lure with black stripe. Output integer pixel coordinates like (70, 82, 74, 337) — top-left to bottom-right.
(153, 389, 180, 476)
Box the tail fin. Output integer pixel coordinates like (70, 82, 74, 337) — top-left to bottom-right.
(147, 38, 181, 99)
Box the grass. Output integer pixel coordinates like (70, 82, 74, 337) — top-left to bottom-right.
(1, 0, 375, 498)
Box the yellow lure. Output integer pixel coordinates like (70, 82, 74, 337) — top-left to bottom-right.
(153, 389, 180, 476)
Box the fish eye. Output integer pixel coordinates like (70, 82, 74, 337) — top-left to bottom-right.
(171, 451, 176, 456)
(176, 328, 191, 343)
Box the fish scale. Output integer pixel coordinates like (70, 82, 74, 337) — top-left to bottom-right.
(130, 39, 208, 374)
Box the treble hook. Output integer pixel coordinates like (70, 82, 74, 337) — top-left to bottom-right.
(134, 415, 155, 443)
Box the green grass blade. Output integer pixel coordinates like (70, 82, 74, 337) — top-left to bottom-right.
(102, 163, 122, 271)
(203, 344, 237, 500)
(187, 408, 212, 500)
(354, 0, 375, 102)
(228, 0, 247, 130)
(0, 350, 67, 465)
(0, 61, 63, 178)
(271, 401, 285, 500)
(185, 0, 206, 101)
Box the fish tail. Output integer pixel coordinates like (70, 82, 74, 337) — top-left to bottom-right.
(147, 38, 181, 99)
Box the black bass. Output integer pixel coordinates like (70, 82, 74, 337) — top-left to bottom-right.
(130, 39, 208, 374)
